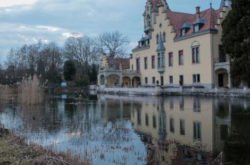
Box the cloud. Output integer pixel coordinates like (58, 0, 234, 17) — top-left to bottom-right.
(0, 22, 73, 62)
(0, 0, 221, 63)
(62, 32, 83, 39)
(36, 25, 61, 32)
(0, 0, 37, 8)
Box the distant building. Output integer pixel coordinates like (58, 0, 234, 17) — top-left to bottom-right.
(97, 56, 140, 87)
(98, 0, 232, 89)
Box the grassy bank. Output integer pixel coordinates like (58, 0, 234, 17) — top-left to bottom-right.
(0, 127, 89, 165)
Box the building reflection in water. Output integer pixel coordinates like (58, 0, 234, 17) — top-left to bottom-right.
(103, 95, 235, 165)
(1, 95, 250, 164)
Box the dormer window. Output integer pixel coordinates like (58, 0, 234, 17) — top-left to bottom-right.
(181, 23, 191, 36)
(181, 28, 189, 36)
(181, 29, 186, 36)
(194, 24, 200, 32)
(193, 18, 205, 33)
(138, 35, 150, 48)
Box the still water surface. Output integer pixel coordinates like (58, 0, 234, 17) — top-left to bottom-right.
(0, 95, 250, 165)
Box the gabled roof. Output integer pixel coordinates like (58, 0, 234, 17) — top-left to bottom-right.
(106, 57, 130, 70)
(166, 7, 221, 38)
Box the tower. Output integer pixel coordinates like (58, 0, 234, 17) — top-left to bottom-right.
(143, 0, 170, 36)
(220, 0, 232, 8)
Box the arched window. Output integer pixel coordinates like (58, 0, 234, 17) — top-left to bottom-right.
(191, 41, 200, 64)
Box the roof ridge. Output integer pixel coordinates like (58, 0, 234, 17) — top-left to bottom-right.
(167, 10, 194, 15)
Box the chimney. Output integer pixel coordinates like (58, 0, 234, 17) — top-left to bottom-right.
(196, 6, 200, 18)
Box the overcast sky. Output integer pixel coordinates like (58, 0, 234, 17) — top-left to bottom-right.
(0, 0, 220, 63)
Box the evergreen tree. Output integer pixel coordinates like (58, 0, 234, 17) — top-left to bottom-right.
(222, 0, 250, 86)
(63, 60, 76, 81)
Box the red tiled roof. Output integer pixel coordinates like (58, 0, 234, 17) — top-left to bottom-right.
(106, 57, 130, 70)
(166, 7, 221, 38)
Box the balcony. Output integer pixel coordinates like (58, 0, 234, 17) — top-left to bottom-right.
(157, 66, 165, 74)
(214, 56, 230, 72)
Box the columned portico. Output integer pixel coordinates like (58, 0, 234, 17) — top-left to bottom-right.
(98, 68, 141, 88)
(214, 57, 231, 88)
(215, 68, 231, 88)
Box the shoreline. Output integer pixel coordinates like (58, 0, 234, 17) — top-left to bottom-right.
(0, 127, 89, 165)
(97, 86, 250, 98)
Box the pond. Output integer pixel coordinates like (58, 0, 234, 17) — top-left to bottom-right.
(0, 95, 250, 165)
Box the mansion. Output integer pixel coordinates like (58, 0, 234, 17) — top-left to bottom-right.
(98, 0, 232, 90)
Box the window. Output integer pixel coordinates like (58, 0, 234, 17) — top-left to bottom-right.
(157, 53, 160, 68)
(160, 76, 164, 86)
(179, 75, 184, 86)
(220, 125, 228, 140)
(170, 99, 174, 109)
(192, 46, 200, 64)
(219, 45, 226, 62)
(178, 50, 184, 65)
(168, 52, 173, 67)
(157, 52, 165, 69)
(152, 77, 156, 84)
(153, 115, 157, 129)
(170, 118, 175, 133)
(180, 97, 184, 110)
(137, 110, 141, 125)
(151, 56, 155, 69)
(144, 57, 148, 69)
(147, 15, 151, 27)
(145, 114, 149, 126)
(131, 64, 133, 70)
(193, 74, 200, 83)
(194, 24, 200, 32)
(180, 119, 185, 135)
(156, 34, 159, 44)
(181, 28, 187, 36)
(169, 76, 173, 84)
(163, 32, 166, 42)
(193, 97, 201, 112)
(136, 58, 140, 72)
(193, 122, 201, 140)
(145, 77, 148, 84)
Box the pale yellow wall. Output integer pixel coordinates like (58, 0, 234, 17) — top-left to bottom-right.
(165, 97, 215, 152)
(131, 6, 230, 88)
(132, 103, 160, 139)
(131, 97, 218, 152)
(100, 56, 109, 69)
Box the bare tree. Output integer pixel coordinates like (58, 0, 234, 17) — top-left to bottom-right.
(40, 42, 63, 83)
(98, 31, 129, 57)
(41, 42, 63, 70)
(6, 48, 18, 68)
(5, 41, 63, 83)
(64, 36, 99, 65)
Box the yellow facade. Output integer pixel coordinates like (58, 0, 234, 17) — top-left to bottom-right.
(130, 1, 231, 89)
(99, 95, 232, 164)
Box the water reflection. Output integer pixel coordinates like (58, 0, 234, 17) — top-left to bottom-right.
(0, 95, 250, 164)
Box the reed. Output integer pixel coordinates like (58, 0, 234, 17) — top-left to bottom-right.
(18, 75, 44, 105)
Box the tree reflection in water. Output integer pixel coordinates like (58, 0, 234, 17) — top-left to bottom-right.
(224, 106, 250, 165)
(0, 96, 250, 164)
